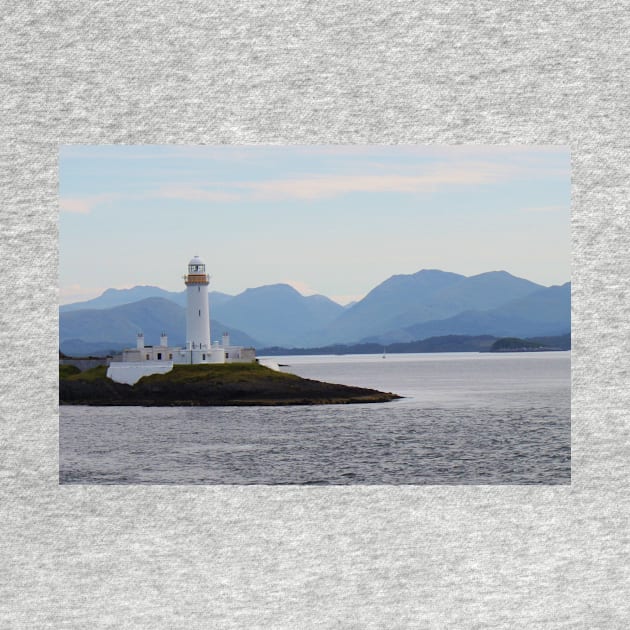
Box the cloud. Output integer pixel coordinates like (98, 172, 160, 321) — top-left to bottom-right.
(59, 186, 239, 213)
(59, 198, 94, 214)
(155, 185, 242, 203)
(144, 161, 529, 204)
(59, 193, 119, 213)
(248, 163, 514, 200)
(60, 151, 570, 212)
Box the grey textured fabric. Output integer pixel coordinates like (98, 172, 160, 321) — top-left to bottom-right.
(1, 2, 628, 627)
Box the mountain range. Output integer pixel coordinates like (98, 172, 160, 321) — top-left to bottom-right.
(59, 286, 233, 312)
(59, 269, 571, 355)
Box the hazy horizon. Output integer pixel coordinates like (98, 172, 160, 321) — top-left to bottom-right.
(60, 145, 570, 305)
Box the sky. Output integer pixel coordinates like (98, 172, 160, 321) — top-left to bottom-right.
(59, 145, 570, 305)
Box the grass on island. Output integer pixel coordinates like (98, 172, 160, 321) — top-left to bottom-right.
(59, 362, 300, 384)
(139, 362, 301, 384)
(59, 364, 81, 379)
(61, 365, 108, 381)
(490, 337, 546, 351)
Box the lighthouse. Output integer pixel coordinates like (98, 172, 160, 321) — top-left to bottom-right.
(107, 254, 256, 382)
(185, 255, 211, 352)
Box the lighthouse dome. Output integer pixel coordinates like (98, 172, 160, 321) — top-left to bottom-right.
(189, 255, 204, 266)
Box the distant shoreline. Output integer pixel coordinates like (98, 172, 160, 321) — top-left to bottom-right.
(256, 333, 571, 357)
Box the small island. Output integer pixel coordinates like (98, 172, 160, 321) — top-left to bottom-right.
(60, 363, 401, 406)
(488, 336, 568, 352)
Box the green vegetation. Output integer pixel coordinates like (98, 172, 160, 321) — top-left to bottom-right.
(59, 364, 80, 378)
(489, 335, 570, 352)
(490, 337, 545, 352)
(138, 362, 300, 385)
(59, 363, 302, 384)
(62, 365, 109, 381)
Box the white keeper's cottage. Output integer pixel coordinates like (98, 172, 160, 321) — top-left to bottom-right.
(107, 256, 255, 384)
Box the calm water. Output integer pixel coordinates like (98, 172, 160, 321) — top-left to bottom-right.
(59, 352, 571, 485)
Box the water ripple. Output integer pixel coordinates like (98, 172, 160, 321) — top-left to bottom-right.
(60, 353, 570, 485)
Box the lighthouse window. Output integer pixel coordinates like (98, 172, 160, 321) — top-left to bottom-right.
(199, 309, 201, 316)
(198, 287, 200, 292)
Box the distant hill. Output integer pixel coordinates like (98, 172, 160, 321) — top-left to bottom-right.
(60, 339, 129, 357)
(59, 297, 260, 356)
(490, 333, 571, 352)
(413, 270, 542, 317)
(488, 282, 570, 324)
(367, 283, 570, 343)
(60, 286, 233, 312)
(300, 269, 464, 345)
(60, 297, 186, 345)
(306, 269, 545, 345)
(211, 283, 344, 347)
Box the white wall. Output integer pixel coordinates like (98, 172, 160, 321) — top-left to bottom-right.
(186, 280, 211, 350)
(123, 346, 179, 362)
(107, 361, 174, 385)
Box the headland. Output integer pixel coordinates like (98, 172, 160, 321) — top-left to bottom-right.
(59, 363, 401, 406)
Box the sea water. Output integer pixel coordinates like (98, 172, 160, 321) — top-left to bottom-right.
(59, 352, 570, 484)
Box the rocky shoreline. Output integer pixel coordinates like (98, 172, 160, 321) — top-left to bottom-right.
(59, 363, 401, 407)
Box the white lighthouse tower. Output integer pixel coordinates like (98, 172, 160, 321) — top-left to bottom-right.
(185, 255, 211, 359)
